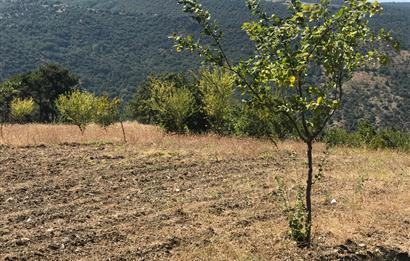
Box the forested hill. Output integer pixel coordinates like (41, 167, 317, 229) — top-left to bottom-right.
(0, 0, 410, 130)
(0, 0, 257, 98)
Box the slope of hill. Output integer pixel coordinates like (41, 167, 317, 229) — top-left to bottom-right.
(333, 50, 410, 131)
(0, 0, 409, 130)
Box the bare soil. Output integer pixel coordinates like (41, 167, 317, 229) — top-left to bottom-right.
(1, 141, 409, 260)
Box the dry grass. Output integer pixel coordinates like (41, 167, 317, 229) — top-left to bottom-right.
(1, 122, 165, 146)
(314, 148, 410, 247)
(1, 123, 409, 260)
(0, 122, 307, 157)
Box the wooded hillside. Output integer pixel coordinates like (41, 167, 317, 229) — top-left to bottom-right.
(0, 0, 409, 130)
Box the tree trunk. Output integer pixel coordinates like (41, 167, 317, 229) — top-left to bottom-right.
(120, 121, 127, 143)
(79, 126, 85, 136)
(305, 140, 313, 246)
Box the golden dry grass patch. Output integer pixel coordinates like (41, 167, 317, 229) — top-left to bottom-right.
(311, 146, 410, 252)
(0, 122, 281, 159)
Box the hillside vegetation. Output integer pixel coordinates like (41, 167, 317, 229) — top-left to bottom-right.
(0, 0, 409, 131)
(0, 0, 256, 97)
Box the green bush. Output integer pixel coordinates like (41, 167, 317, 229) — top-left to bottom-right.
(370, 129, 410, 151)
(127, 73, 208, 133)
(234, 102, 292, 139)
(322, 128, 349, 147)
(10, 97, 36, 123)
(324, 122, 410, 152)
(149, 78, 196, 133)
(56, 90, 96, 134)
(323, 127, 362, 148)
(356, 121, 377, 144)
(198, 67, 236, 134)
(127, 71, 296, 138)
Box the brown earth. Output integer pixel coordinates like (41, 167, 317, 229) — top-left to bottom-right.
(0, 124, 410, 260)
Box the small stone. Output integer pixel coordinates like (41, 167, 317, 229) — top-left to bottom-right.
(338, 244, 349, 253)
(330, 199, 337, 205)
(48, 244, 59, 250)
(358, 243, 366, 248)
(175, 188, 180, 192)
(26, 217, 32, 222)
(5, 197, 14, 203)
(15, 238, 30, 246)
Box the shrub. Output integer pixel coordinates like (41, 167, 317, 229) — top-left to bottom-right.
(234, 102, 292, 139)
(370, 129, 410, 151)
(323, 128, 362, 148)
(356, 121, 377, 144)
(56, 90, 96, 134)
(128, 71, 296, 137)
(149, 78, 196, 133)
(10, 97, 36, 123)
(127, 73, 208, 133)
(324, 123, 410, 152)
(198, 67, 236, 134)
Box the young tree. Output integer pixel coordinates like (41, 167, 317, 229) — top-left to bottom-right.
(56, 90, 96, 134)
(94, 96, 127, 143)
(94, 96, 121, 129)
(172, 0, 398, 246)
(10, 97, 36, 123)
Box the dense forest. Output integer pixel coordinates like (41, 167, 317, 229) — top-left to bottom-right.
(0, 0, 409, 130)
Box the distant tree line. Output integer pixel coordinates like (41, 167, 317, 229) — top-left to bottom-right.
(0, 64, 79, 123)
(126, 68, 293, 139)
(0, 63, 295, 139)
(1, 63, 409, 151)
(0, 64, 124, 138)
